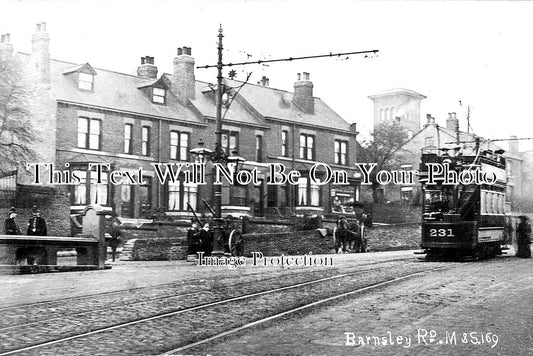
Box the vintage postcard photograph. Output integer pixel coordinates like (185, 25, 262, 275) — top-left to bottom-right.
(0, 0, 532, 355)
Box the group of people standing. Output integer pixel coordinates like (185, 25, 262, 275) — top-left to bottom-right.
(186, 220, 213, 256)
(3, 206, 531, 260)
(4, 206, 48, 236)
(4, 206, 48, 265)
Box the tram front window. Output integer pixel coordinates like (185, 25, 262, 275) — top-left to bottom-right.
(423, 190, 452, 220)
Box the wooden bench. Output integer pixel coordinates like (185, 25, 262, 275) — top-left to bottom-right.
(0, 205, 108, 273)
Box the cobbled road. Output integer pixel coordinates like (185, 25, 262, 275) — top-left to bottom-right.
(187, 253, 533, 356)
(0, 252, 450, 355)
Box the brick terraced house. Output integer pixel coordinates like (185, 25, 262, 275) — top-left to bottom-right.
(0, 23, 361, 232)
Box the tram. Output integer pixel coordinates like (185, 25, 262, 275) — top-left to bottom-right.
(419, 143, 508, 260)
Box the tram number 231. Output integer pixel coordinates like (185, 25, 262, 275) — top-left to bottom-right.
(428, 228, 455, 237)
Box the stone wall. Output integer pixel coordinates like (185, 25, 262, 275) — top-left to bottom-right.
(116, 218, 422, 261)
(366, 223, 421, 251)
(120, 238, 187, 261)
(371, 202, 421, 224)
(243, 231, 332, 256)
(245, 219, 293, 234)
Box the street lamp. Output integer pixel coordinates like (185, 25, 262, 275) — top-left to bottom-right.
(190, 25, 236, 257)
(190, 138, 245, 256)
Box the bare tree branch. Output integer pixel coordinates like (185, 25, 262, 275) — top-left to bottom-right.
(359, 121, 409, 202)
(0, 57, 38, 173)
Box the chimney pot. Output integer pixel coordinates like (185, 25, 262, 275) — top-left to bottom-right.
(177, 48, 183, 56)
(297, 73, 301, 81)
(303, 72, 310, 80)
(5, 33, 9, 42)
(446, 111, 459, 131)
(36, 23, 41, 31)
(0, 35, 4, 43)
(137, 56, 157, 78)
(41, 22, 47, 31)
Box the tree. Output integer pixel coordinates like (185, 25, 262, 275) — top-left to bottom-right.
(0, 57, 38, 173)
(358, 121, 410, 203)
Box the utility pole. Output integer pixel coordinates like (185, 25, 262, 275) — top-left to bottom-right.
(198, 26, 378, 256)
(214, 25, 224, 219)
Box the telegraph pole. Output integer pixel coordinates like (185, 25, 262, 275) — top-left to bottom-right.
(214, 25, 224, 218)
(203, 26, 378, 256)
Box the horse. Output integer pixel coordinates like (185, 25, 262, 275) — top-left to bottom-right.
(334, 216, 365, 253)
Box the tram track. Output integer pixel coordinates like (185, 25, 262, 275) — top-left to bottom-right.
(159, 266, 448, 355)
(0, 255, 411, 311)
(0, 258, 416, 338)
(0, 255, 412, 329)
(0, 257, 452, 355)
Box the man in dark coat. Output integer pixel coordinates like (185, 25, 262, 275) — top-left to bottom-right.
(197, 222, 213, 256)
(109, 215, 122, 262)
(4, 207, 21, 235)
(27, 206, 48, 236)
(186, 219, 201, 255)
(516, 215, 532, 258)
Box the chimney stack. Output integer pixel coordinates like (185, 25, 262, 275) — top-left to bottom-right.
(137, 55, 158, 79)
(0, 33, 14, 60)
(509, 135, 519, 153)
(172, 46, 195, 102)
(30, 22, 50, 86)
(292, 72, 314, 114)
(446, 112, 459, 131)
(446, 112, 460, 143)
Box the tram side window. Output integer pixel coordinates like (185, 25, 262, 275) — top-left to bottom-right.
(481, 191, 505, 215)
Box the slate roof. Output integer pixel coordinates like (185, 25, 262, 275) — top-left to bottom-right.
(18, 53, 204, 125)
(62, 63, 97, 75)
(189, 80, 268, 128)
(224, 79, 353, 132)
(16, 53, 354, 133)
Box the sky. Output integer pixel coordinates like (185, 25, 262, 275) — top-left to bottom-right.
(2, 0, 533, 151)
